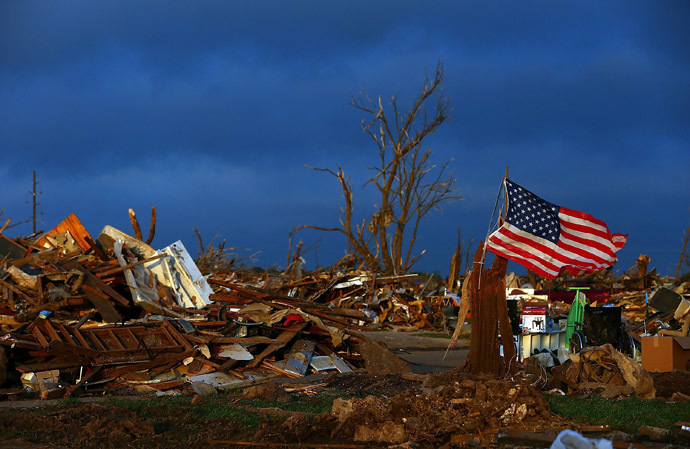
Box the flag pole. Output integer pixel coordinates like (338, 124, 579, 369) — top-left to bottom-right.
(478, 167, 508, 289)
(504, 165, 509, 218)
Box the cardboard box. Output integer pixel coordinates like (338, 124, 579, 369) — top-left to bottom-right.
(20, 369, 61, 393)
(641, 336, 690, 373)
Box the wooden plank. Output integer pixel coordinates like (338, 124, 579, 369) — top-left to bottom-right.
(162, 321, 195, 350)
(106, 330, 126, 350)
(246, 323, 306, 368)
(42, 321, 62, 341)
(83, 235, 109, 261)
(32, 326, 49, 347)
(495, 430, 555, 448)
(0, 314, 21, 326)
(64, 366, 103, 398)
(191, 321, 228, 327)
(86, 332, 108, 351)
(36, 213, 93, 252)
(149, 379, 185, 391)
(124, 328, 140, 347)
(56, 323, 77, 346)
(81, 284, 109, 300)
(149, 359, 184, 377)
(8, 249, 58, 267)
(183, 334, 211, 344)
(158, 326, 182, 348)
(208, 293, 248, 304)
(16, 360, 85, 372)
(218, 359, 239, 373)
(101, 350, 194, 378)
(61, 260, 130, 306)
(207, 336, 276, 344)
(0, 278, 35, 302)
(72, 328, 91, 349)
(81, 286, 123, 323)
(95, 253, 166, 278)
(262, 360, 301, 378)
(45, 340, 98, 364)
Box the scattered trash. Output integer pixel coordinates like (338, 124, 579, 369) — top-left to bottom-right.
(550, 429, 612, 449)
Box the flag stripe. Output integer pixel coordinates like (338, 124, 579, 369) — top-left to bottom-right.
(560, 207, 610, 231)
(488, 243, 559, 278)
(560, 218, 612, 243)
(485, 180, 627, 279)
(489, 228, 562, 270)
(489, 224, 606, 271)
(611, 233, 628, 249)
(487, 233, 560, 278)
(557, 236, 613, 267)
(558, 229, 617, 261)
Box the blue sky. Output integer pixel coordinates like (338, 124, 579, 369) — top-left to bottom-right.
(1, 1, 689, 277)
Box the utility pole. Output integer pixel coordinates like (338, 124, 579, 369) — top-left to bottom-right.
(676, 223, 690, 279)
(32, 171, 37, 234)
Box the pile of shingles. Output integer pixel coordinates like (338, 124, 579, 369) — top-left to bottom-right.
(0, 214, 410, 400)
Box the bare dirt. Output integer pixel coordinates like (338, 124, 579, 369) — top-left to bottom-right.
(651, 370, 690, 399)
(0, 333, 688, 449)
(0, 369, 572, 449)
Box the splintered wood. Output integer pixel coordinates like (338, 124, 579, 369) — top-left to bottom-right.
(0, 214, 425, 399)
(466, 242, 513, 375)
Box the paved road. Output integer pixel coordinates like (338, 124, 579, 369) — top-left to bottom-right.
(360, 331, 469, 373)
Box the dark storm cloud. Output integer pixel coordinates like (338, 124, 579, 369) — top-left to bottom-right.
(1, 1, 688, 275)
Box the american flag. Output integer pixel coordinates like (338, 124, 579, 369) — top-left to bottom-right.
(486, 179, 627, 279)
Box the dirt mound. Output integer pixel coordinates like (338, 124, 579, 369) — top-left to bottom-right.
(327, 373, 421, 397)
(652, 371, 690, 399)
(260, 370, 572, 447)
(0, 403, 154, 448)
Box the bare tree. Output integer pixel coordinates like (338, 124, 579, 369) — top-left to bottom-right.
(298, 62, 462, 274)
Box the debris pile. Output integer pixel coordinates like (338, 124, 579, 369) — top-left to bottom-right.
(550, 344, 655, 399)
(209, 268, 457, 332)
(0, 214, 419, 400)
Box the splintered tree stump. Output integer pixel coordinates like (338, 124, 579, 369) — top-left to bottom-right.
(465, 242, 513, 376)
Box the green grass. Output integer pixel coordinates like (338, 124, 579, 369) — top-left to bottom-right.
(105, 394, 189, 413)
(105, 394, 262, 427)
(238, 390, 349, 414)
(545, 395, 690, 433)
(102, 389, 349, 425)
(56, 396, 81, 407)
(30, 386, 348, 425)
(194, 399, 262, 426)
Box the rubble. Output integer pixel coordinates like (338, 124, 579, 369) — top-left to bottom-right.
(327, 370, 571, 446)
(497, 255, 690, 400)
(1, 211, 690, 448)
(550, 344, 655, 399)
(0, 213, 452, 400)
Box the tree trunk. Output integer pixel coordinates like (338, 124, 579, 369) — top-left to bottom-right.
(466, 242, 511, 376)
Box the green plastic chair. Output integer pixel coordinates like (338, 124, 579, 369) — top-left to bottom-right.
(565, 287, 589, 349)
